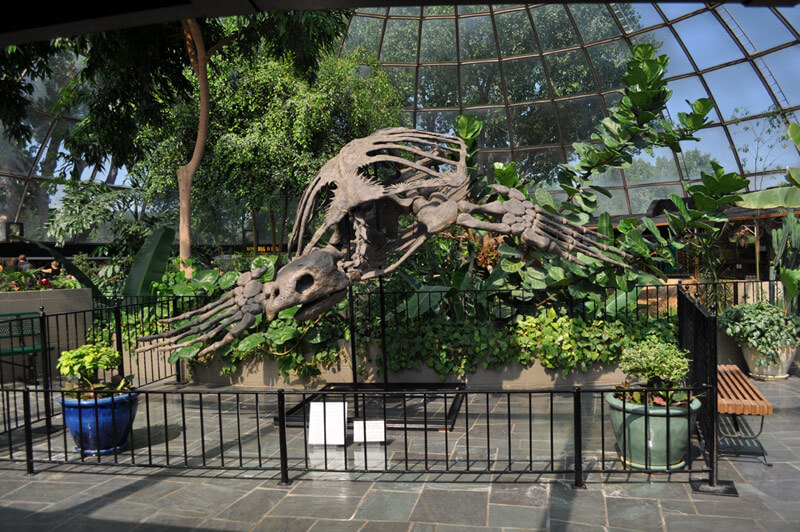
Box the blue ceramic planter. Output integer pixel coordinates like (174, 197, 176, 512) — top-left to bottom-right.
(58, 392, 139, 455)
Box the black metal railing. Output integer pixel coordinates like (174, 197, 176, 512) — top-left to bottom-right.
(1, 384, 712, 487)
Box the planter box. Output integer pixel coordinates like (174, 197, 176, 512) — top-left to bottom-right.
(0, 288, 92, 385)
(191, 338, 627, 390)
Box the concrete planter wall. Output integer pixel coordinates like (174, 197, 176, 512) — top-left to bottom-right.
(191, 338, 627, 390)
(0, 288, 93, 385)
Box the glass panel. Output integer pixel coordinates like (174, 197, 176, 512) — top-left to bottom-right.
(729, 116, 800, 175)
(389, 7, 420, 16)
(29, 51, 83, 114)
(529, 5, 579, 51)
(477, 150, 512, 182)
(749, 172, 788, 192)
(703, 63, 774, 121)
(418, 65, 459, 108)
(494, 9, 538, 57)
(557, 96, 605, 143)
(566, 147, 624, 186)
(0, 177, 26, 222)
(111, 165, 132, 187)
(624, 146, 681, 185)
(587, 40, 631, 91)
(760, 46, 800, 108)
(0, 111, 52, 176)
(510, 103, 558, 147)
(416, 110, 459, 136)
(459, 5, 490, 15)
(492, 5, 525, 12)
(459, 16, 498, 61)
(35, 119, 72, 178)
(717, 5, 794, 52)
(419, 18, 457, 62)
(383, 66, 416, 108)
(342, 16, 383, 57)
(658, 3, 702, 20)
(594, 189, 629, 216)
(568, 4, 620, 43)
(381, 19, 419, 63)
(628, 184, 684, 214)
(424, 6, 454, 16)
(631, 28, 693, 77)
(471, 107, 510, 149)
(503, 56, 549, 102)
(544, 50, 597, 97)
(516, 148, 564, 188)
(604, 92, 623, 109)
(678, 127, 739, 180)
(461, 62, 504, 106)
(610, 3, 663, 32)
(665, 76, 719, 123)
(674, 13, 743, 71)
(18, 181, 68, 241)
(777, 6, 800, 30)
(357, 8, 387, 15)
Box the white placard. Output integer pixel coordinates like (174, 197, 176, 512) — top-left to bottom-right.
(307, 401, 347, 446)
(353, 419, 386, 443)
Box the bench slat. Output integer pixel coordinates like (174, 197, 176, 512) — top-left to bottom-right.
(717, 364, 772, 416)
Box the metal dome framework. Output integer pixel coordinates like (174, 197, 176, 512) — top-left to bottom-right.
(339, 3, 800, 216)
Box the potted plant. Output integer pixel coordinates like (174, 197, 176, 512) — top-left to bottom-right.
(56, 344, 139, 455)
(718, 301, 800, 380)
(606, 337, 701, 470)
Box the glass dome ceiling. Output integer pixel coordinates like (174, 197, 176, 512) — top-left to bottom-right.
(340, 3, 800, 216)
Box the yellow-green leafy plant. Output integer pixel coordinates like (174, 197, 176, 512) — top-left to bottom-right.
(57, 344, 133, 398)
(617, 337, 690, 406)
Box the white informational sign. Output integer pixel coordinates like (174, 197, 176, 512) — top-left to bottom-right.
(307, 401, 347, 446)
(353, 419, 386, 443)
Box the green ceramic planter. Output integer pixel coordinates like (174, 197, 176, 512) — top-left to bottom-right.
(605, 393, 701, 471)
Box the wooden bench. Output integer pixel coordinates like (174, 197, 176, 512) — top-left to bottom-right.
(0, 312, 52, 384)
(717, 364, 773, 465)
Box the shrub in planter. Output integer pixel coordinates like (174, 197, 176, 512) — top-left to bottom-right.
(606, 337, 700, 470)
(57, 344, 138, 455)
(718, 301, 800, 380)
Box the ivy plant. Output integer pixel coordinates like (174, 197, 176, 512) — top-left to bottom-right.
(718, 301, 800, 367)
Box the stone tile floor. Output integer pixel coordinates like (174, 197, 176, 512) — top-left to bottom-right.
(0, 371, 798, 531)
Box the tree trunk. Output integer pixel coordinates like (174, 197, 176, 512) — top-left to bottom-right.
(177, 18, 210, 276)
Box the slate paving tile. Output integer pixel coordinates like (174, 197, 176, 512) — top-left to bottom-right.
(1, 481, 90, 503)
(605, 497, 661, 530)
(0, 479, 30, 498)
(489, 483, 548, 507)
(758, 520, 800, 532)
(547, 500, 606, 526)
(214, 488, 287, 522)
(660, 499, 696, 515)
(136, 511, 206, 531)
(409, 523, 436, 532)
(603, 481, 689, 500)
(693, 499, 777, 520)
(54, 515, 140, 532)
(289, 479, 373, 498)
(359, 521, 413, 532)
(435, 526, 502, 532)
(353, 489, 419, 521)
(549, 519, 606, 532)
(307, 519, 366, 532)
(251, 516, 315, 532)
(664, 513, 759, 532)
(154, 483, 248, 516)
(269, 494, 362, 519)
(487, 503, 547, 528)
(409, 487, 488, 526)
(195, 519, 254, 531)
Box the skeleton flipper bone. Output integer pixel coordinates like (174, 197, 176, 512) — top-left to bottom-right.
(140, 127, 633, 361)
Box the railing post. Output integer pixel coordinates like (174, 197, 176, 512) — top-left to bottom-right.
(22, 388, 34, 475)
(573, 387, 584, 488)
(379, 276, 388, 388)
(277, 389, 291, 485)
(114, 299, 125, 376)
(38, 307, 52, 432)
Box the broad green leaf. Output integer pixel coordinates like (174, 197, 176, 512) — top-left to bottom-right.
(498, 243, 523, 258)
(172, 282, 195, 296)
(124, 226, 176, 297)
(781, 268, 800, 301)
(218, 271, 239, 289)
(168, 343, 201, 364)
(500, 257, 524, 273)
(598, 212, 614, 240)
(237, 332, 267, 351)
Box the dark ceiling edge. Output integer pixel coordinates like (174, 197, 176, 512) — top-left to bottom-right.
(3, 1, 800, 47)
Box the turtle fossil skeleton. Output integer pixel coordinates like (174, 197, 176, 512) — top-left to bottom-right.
(139, 127, 631, 360)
